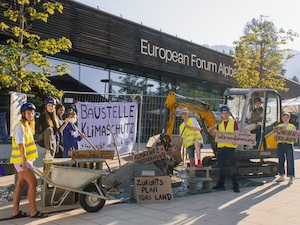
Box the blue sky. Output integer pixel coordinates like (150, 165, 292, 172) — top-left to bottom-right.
(76, 0, 300, 51)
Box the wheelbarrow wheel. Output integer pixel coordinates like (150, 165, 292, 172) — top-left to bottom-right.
(79, 184, 106, 212)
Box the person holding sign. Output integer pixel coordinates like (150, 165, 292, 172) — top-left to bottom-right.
(179, 108, 204, 168)
(63, 111, 85, 158)
(10, 103, 47, 218)
(275, 111, 298, 184)
(211, 105, 240, 193)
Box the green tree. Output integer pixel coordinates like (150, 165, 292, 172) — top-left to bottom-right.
(0, 0, 72, 99)
(233, 15, 298, 91)
(118, 74, 146, 94)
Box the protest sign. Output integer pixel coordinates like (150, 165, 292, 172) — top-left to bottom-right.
(134, 176, 173, 203)
(76, 101, 138, 154)
(216, 131, 256, 146)
(71, 150, 114, 160)
(133, 145, 166, 164)
(274, 126, 298, 143)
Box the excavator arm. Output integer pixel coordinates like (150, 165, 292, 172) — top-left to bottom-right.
(164, 92, 217, 138)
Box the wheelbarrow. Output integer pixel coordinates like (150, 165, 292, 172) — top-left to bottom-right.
(33, 165, 109, 212)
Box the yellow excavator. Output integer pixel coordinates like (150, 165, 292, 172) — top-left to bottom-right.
(163, 91, 218, 156)
(163, 88, 282, 177)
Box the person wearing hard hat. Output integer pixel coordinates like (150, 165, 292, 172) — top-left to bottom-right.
(10, 102, 47, 218)
(36, 98, 69, 161)
(179, 108, 204, 169)
(212, 105, 240, 193)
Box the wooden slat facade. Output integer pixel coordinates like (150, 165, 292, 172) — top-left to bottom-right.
(1, 0, 300, 98)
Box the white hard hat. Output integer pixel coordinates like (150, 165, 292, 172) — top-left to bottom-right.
(180, 108, 189, 114)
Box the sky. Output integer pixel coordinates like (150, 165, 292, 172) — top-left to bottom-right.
(76, 0, 300, 52)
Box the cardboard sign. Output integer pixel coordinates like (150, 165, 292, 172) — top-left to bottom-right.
(273, 126, 298, 143)
(71, 150, 114, 160)
(134, 176, 173, 203)
(216, 131, 256, 146)
(169, 135, 183, 149)
(133, 145, 166, 164)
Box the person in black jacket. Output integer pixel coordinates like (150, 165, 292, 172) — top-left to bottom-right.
(55, 102, 68, 158)
(36, 98, 69, 161)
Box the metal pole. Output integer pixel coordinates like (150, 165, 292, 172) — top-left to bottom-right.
(108, 119, 121, 167)
(138, 93, 143, 151)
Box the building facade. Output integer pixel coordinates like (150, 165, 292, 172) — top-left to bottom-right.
(1, 0, 299, 101)
(0, 0, 239, 106)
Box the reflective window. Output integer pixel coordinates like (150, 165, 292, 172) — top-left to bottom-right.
(79, 64, 108, 93)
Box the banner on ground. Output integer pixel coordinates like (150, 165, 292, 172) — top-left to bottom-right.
(133, 145, 166, 164)
(134, 176, 173, 203)
(76, 101, 138, 154)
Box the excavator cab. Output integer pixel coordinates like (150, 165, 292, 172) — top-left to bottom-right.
(224, 88, 282, 161)
(163, 89, 282, 176)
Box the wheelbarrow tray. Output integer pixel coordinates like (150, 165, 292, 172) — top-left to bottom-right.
(50, 165, 108, 190)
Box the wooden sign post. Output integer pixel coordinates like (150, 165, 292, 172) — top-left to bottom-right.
(134, 176, 173, 203)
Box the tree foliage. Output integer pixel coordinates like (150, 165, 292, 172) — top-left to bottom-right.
(0, 0, 72, 99)
(118, 74, 147, 94)
(232, 15, 298, 91)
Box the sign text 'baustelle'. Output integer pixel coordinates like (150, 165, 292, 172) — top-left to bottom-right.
(76, 101, 138, 154)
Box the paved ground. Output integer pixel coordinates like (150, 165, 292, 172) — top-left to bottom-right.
(1, 147, 300, 225)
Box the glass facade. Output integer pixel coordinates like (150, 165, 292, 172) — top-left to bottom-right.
(48, 56, 221, 100)
(47, 55, 224, 143)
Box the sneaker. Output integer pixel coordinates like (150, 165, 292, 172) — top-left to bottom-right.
(288, 177, 294, 185)
(275, 175, 285, 182)
(213, 184, 225, 190)
(245, 146, 254, 150)
(233, 186, 240, 193)
(44, 153, 54, 161)
(197, 160, 203, 168)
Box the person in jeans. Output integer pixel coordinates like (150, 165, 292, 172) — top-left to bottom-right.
(275, 111, 298, 184)
(210, 105, 240, 193)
